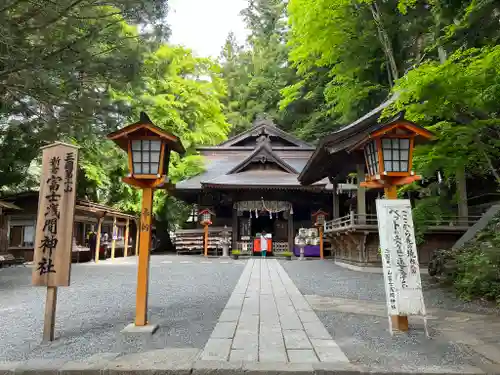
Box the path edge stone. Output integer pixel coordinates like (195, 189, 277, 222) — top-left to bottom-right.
(0, 359, 490, 375)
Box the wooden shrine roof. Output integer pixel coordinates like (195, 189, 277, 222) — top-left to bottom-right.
(298, 96, 404, 185)
(1, 191, 136, 220)
(175, 118, 331, 193)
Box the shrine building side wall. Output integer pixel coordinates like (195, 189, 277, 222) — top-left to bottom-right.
(331, 231, 461, 267)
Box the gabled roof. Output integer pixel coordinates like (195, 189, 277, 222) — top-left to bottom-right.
(202, 170, 327, 189)
(227, 139, 298, 174)
(217, 119, 314, 149)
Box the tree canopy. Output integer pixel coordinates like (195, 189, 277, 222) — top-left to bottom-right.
(0, 0, 230, 234)
(2, 0, 500, 255)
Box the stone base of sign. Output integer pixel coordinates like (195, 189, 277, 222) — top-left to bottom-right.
(121, 323, 159, 334)
(391, 315, 409, 332)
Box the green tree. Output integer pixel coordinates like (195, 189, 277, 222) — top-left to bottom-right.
(220, 0, 297, 134)
(0, 0, 169, 189)
(110, 44, 231, 233)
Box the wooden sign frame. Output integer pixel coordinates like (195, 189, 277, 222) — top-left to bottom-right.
(32, 142, 79, 287)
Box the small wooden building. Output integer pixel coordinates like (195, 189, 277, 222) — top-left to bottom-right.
(0, 191, 137, 262)
(298, 100, 479, 268)
(173, 119, 356, 255)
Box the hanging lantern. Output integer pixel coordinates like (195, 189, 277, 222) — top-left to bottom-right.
(199, 208, 214, 225)
(312, 209, 328, 227)
(354, 118, 433, 188)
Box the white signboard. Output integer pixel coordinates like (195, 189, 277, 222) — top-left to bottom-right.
(376, 199, 427, 327)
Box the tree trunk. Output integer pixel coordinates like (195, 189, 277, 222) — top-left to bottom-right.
(156, 219, 175, 253)
(369, 1, 399, 85)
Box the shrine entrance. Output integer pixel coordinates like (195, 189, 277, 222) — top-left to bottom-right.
(234, 200, 293, 255)
(251, 214, 275, 237)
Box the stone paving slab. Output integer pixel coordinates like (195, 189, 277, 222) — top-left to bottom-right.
(200, 258, 350, 363)
(0, 350, 489, 375)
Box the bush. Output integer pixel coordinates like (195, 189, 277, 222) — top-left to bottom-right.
(282, 251, 293, 257)
(453, 244, 500, 302)
(231, 250, 241, 255)
(433, 214, 500, 304)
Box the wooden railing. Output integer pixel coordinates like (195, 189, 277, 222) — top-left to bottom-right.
(324, 212, 482, 233)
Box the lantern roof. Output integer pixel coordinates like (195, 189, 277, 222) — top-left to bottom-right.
(199, 208, 215, 215)
(312, 209, 328, 218)
(107, 112, 185, 155)
(349, 114, 433, 152)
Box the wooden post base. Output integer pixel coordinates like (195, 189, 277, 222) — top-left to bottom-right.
(391, 315, 409, 331)
(43, 286, 57, 342)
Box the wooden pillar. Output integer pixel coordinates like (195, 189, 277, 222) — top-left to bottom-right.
(204, 224, 209, 257)
(111, 216, 117, 260)
(319, 226, 324, 259)
(135, 187, 153, 326)
(82, 223, 87, 247)
(0, 208, 7, 253)
(124, 218, 130, 257)
(287, 209, 294, 253)
(456, 166, 468, 225)
(95, 216, 104, 263)
(135, 219, 140, 256)
(356, 164, 366, 224)
(384, 184, 409, 332)
(231, 206, 237, 251)
(332, 187, 340, 219)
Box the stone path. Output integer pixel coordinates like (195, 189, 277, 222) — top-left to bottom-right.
(200, 258, 349, 363)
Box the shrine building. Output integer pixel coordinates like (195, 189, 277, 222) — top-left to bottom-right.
(173, 119, 356, 256)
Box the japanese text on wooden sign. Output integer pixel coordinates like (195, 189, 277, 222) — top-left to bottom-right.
(32, 143, 79, 287)
(141, 207, 151, 232)
(375, 199, 426, 317)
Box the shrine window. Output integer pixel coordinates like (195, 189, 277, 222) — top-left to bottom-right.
(9, 219, 35, 247)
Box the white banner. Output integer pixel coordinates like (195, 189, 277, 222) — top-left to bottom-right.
(376, 199, 426, 318)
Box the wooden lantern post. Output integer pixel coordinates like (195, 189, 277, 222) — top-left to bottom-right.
(199, 209, 214, 257)
(107, 112, 185, 332)
(312, 210, 328, 259)
(355, 117, 433, 332)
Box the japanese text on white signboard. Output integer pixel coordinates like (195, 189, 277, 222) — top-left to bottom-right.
(376, 199, 426, 317)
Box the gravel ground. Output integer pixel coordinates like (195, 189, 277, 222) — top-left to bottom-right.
(281, 259, 500, 314)
(315, 311, 478, 370)
(0, 255, 244, 361)
(280, 259, 497, 370)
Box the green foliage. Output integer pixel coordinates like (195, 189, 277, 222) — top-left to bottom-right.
(0, 0, 168, 188)
(219, 0, 298, 134)
(432, 215, 500, 304)
(385, 46, 500, 183)
(0, 2, 230, 233)
(111, 44, 231, 190)
(232, 250, 241, 255)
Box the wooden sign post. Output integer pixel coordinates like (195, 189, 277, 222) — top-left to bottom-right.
(375, 199, 428, 336)
(32, 142, 79, 342)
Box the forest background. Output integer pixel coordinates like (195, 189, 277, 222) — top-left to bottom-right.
(1, 0, 500, 299)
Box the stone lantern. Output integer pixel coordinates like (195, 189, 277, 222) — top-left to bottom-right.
(219, 225, 231, 257)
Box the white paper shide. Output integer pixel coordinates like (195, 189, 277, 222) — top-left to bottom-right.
(376, 199, 426, 318)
